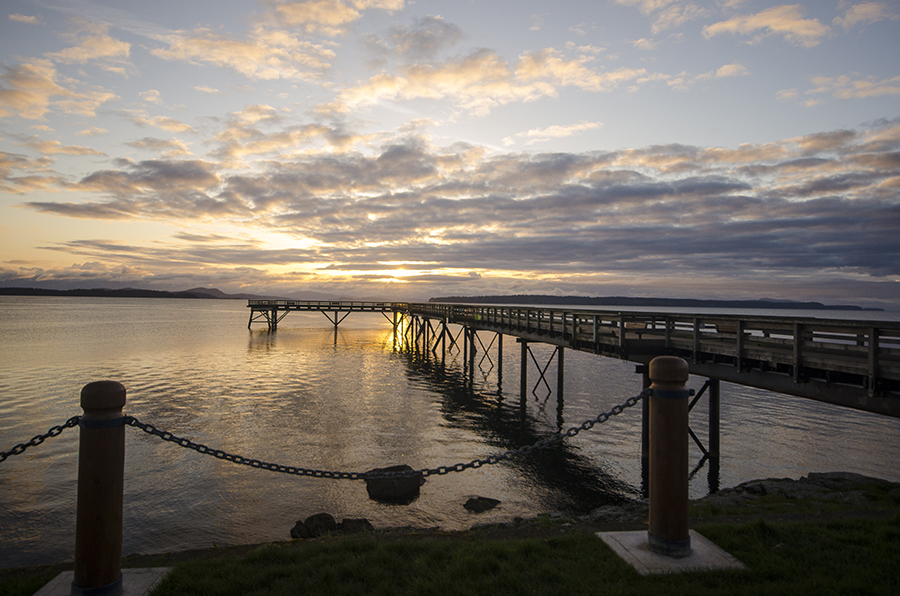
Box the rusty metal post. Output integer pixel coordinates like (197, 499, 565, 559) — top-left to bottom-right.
(73, 381, 126, 596)
(647, 356, 691, 557)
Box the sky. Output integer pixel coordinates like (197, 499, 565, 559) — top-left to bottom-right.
(1, 0, 899, 307)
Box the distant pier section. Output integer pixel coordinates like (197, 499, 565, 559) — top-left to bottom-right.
(247, 300, 402, 330)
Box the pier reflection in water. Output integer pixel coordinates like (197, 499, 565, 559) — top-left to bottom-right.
(1, 296, 899, 570)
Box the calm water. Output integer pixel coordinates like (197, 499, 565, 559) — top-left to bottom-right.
(2, 297, 899, 569)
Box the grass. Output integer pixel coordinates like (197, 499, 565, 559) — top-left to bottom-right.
(133, 516, 900, 596)
(5, 480, 898, 596)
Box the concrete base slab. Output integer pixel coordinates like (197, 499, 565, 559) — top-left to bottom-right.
(33, 568, 172, 596)
(598, 530, 745, 575)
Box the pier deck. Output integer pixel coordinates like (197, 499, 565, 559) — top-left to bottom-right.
(248, 300, 900, 417)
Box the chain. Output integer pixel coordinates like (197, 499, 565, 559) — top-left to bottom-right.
(0, 416, 81, 463)
(1, 390, 647, 475)
(125, 389, 648, 480)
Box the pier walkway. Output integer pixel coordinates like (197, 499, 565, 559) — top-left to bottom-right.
(248, 300, 900, 418)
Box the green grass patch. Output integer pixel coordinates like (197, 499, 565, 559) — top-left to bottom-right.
(142, 516, 900, 596)
(0, 568, 57, 596)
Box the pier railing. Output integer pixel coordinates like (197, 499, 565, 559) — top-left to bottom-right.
(247, 300, 401, 310)
(403, 303, 900, 416)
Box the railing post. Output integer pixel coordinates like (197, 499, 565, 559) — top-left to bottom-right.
(73, 381, 126, 596)
(647, 356, 691, 558)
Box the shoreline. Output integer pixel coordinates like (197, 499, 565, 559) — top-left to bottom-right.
(4, 471, 897, 578)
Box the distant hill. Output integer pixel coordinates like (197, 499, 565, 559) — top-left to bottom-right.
(0, 287, 285, 300)
(429, 294, 882, 311)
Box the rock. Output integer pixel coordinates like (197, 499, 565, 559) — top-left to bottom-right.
(340, 518, 375, 534)
(290, 520, 310, 539)
(365, 465, 425, 504)
(586, 500, 648, 523)
(805, 472, 890, 490)
(464, 497, 501, 513)
(304, 512, 338, 537)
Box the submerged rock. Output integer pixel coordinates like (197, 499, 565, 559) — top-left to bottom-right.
(464, 497, 501, 513)
(365, 465, 425, 504)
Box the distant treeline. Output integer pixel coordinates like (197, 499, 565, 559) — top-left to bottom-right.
(429, 294, 881, 311)
(0, 287, 271, 300)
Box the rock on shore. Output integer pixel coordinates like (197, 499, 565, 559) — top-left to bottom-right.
(697, 472, 897, 509)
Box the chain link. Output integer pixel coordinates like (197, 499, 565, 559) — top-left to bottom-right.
(125, 389, 648, 480)
(0, 416, 81, 463)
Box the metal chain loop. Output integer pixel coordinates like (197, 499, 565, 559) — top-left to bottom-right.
(0, 416, 81, 463)
(125, 389, 648, 480)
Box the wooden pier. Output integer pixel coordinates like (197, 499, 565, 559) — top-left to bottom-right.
(248, 300, 399, 330)
(248, 300, 900, 418)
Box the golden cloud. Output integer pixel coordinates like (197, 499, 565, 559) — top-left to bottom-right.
(703, 4, 831, 47)
(0, 59, 117, 119)
(151, 25, 336, 80)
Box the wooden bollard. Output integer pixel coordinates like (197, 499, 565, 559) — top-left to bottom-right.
(647, 356, 691, 557)
(72, 381, 126, 596)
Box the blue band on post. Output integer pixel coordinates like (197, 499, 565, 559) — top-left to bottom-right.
(71, 573, 123, 596)
(78, 417, 125, 429)
(650, 388, 691, 399)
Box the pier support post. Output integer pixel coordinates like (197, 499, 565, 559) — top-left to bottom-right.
(73, 381, 126, 596)
(708, 378, 720, 459)
(557, 347, 565, 400)
(647, 356, 691, 558)
(708, 377, 721, 493)
(637, 365, 651, 498)
(496, 332, 503, 386)
(519, 339, 528, 402)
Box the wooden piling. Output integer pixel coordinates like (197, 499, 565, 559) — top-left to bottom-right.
(73, 381, 126, 595)
(647, 356, 691, 557)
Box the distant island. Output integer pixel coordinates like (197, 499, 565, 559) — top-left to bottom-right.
(0, 287, 278, 300)
(429, 294, 883, 311)
(0, 288, 883, 311)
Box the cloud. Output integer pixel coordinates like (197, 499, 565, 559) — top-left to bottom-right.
(807, 73, 900, 100)
(212, 123, 335, 162)
(265, 0, 404, 36)
(325, 48, 558, 117)
(0, 60, 70, 119)
(19, 136, 106, 156)
(0, 59, 118, 119)
(503, 120, 603, 147)
(128, 111, 197, 133)
(207, 104, 363, 163)
(787, 129, 858, 154)
(363, 15, 464, 60)
(44, 19, 133, 75)
(139, 90, 162, 104)
(833, 2, 896, 29)
(151, 24, 336, 81)
(125, 137, 193, 157)
(628, 38, 660, 50)
(194, 85, 223, 94)
(702, 4, 831, 47)
(75, 127, 109, 136)
(614, 1, 709, 34)
(516, 49, 648, 92)
(715, 62, 750, 77)
(0, 150, 61, 193)
(9, 14, 43, 25)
